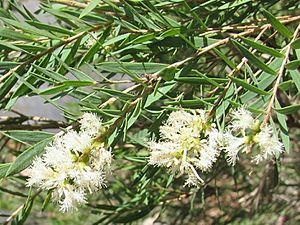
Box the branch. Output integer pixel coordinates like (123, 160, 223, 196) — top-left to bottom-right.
(208, 26, 269, 118)
(261, 24, 300, 127)
(0, 24, 108, 84)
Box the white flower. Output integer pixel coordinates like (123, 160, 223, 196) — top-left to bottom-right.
(26, 113, 112, 213)
(55, 185, 87, 213)
(80, 113, 104, 136)
(230, 108, 256, 132)
(252, 125, 284, 164)
(26, 157, 57, 188)
(148, 109, 222, 187)
(63, 131, 94, 155)
(91, 146, 113, 171)
(222, 132, 247, 166)
(223, 108, 284, 166)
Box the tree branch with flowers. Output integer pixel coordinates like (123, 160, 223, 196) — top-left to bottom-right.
(0, 0, 300, 224)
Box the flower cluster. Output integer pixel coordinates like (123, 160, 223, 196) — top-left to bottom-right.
(26, 113, 112, 212)
(148, 108, 284, 187)
(223, 108, 284, 165)
(148, 110, 223, 187)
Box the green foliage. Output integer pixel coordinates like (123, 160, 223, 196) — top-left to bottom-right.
(0, 0, 299, 224)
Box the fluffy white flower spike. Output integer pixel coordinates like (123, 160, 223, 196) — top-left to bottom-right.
(26, 113, 112, 213)
(148, 109, 223, 187)
(223, 108, 284, 166)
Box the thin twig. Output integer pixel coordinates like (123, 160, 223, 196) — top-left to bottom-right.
(261, 24, 300, 127)
(0, 24, 108, 84)
(208, 26, 269, 118)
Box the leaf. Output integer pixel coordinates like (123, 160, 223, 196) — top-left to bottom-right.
(103, 33, 131, 47)
(285, 60, 300, 70)
(39, 85, 69, 95)
(158, 66, 177, 81)
(145, 81, 176, 108)
(0, 164, 11, 179)
(42, 191, 52, 212)
(26, 20, 75, 35)
(241, 37, 284, 58)
(112, 205, 155, 223)
(228, 75, 270, 95)
(0, 28, 35, 41)
(0, 40, 30, 54)
(274, 104, 300, 115)
(94, 87, 136, 100)
(127, 99, 142, 128)
(241, 58, 283, 104)
(96, 62, 167, 74)
(0, 76, 18, 100)
(213, 48, 236, 69)
(0, 61, 21, 69)
(262, 9, 293, 38)
(0, 17, 61, 40)
(79, 0, 101, 19)
(231, 39, 277, 75)
(5, 138, 52, 177)
(275, 100, 289, 153)
(12, 190, 34, 225)
(218, 0, 252, 9)
(289, 70, 300, 92)
(62, 80, 96, 87)
(175, 77, 227, 85)
(291, 38, 300, 49)
(78, 26, 111, 66)
(0, 131, 53, 145)
(165, 98, 214, 107)
(33, 65, 66, 82)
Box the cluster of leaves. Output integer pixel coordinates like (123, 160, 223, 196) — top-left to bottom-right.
(0, 0, 300, 224)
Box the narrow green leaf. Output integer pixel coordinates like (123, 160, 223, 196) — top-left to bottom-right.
(289, 70, 300, 92)
(275, 100, 289, 153)
(5, 138, 52, 177)
(0, 61, 21, 69)
(274, 104, 300, 114)
(0, 40, 30, 54)
(94, 88, 136, 100)
(112, 206, 155, 223)
(26, 20, 75, 35)
(78, 26, 111, 66)
(175, 77, 227, 84)
(42, 191, 52, 212)
(127, 99, 142, 128)
(231, 39, 277, 75)
(158, 66, 177, 81)
(80, 0, 101, 18)
(229, 75, 270, 95)
(285, 60, 300, 70)
(0, 164, 11, 179)
(39, 85, 68, 95)
(62, 80, 96, 87)
(0, 76, 17, 100)
(291, 38, 300, 49)
(213, 48, 236, 69)
(0, 17, 61, 40)
(262, 9, 293, 38)
(97, 62, 167, 74)
(145, 81, 176, 108)
(166, 99, 214, 107)
(33, 65, 66, 82)
(0, 131, 53, 145)
(130, 33, 156, 44)
(103, 33, 131, 47)
(0, 28, 35, 41)
(241, 37, 284, 58)
(218, 0, 252, 9)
